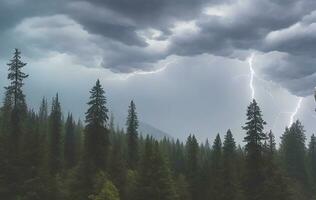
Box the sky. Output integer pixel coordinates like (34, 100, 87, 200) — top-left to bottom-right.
(0, 0, 316, 143)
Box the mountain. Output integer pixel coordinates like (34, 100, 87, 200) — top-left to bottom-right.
(111, 112, 172, 140)
(138, 121, 172, 140)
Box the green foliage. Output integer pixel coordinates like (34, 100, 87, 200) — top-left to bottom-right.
(308, 134, 316, 185)
(208, 134, 223, 200)
(222, 129, 242, 200)
(84, 80, 110, 171)
(5, 48, 28, 115)
(280, 121, 307, 185)
(49, 94, 62, 175)
(242, 99, 267, 200)
(185, 134, 199, 198)
(89, 180, 120, 200)
(126, 100, 139, 170)
(64, 113, 77, 169)
(137, 137, 178, 200)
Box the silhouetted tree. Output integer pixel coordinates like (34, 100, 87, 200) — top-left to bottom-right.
(243, 99, 267, 200)
(222, 129, 242, 200)
(49, 94, 62, 175)
(84, 79, 110, 171)
(308, 134, 316, 189)
(209, 134, 223, 200)
(185, 134, 199, 198)
(126, 100, 139, 170)
(280, 121, 307, 184)
(137, 137, 177, 200)
(64, 113, 77, 168)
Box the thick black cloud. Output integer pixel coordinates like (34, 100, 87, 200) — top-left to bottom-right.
(1, 0, 316, 96)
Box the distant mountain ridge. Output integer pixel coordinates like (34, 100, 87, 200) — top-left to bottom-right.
(112, 113, 172, 140)
(138, 121, 172, 140)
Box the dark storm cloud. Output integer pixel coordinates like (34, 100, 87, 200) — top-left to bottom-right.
(255, 52, 316, 96)
(1, 0, 316, 96)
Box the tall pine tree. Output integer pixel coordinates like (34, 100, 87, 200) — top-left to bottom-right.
(84, 79, 109, 171)
(126, 100, 139, 170)
(49, 94, 62, 175)
(242, 99, 267, 200)
(309, 134, 316, 188)
(64, 113, 77, 169)
(185, 134, 199, 199)
(222, 129, 241, 200)
(209, 134, 223, 200)
(137, 137, 177, 200)
(280, 120, 307, 184)
(5, 48, 29, 152)
(1, 49, 29, 199)
(262, 130, 290, 200)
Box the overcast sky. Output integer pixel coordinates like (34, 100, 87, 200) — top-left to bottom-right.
(1, 0, 316, 143)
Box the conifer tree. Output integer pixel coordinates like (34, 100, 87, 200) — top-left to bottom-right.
(309, 134, 316, 188)
(209, 134, 223, 200)
(84, 79, 109, 171)
(280, 120, 307, 184)
(137, 137, 177, 200)
(49, 94, 62, 175)
(1, 49, 29, 198)
(222, 129, 241, 200)
(64, 113, 77, 168)
(242, 99, 267, 200)
(6, 49, 28, 114)
(262, 130, 290, 200)
(109, 135, 127, 200)
(126, 100, 139, 170)
(39, 97, 48, 123)
(5, 49, 29, 150)
(267, 130, 276, 156)
(185, 134, 199, 198)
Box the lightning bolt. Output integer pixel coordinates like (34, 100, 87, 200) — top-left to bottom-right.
(289, 97, 303, 126)
(112, 58, 177, 81)
(242, 53, 304, 127)
(245, 53, 305, 129)
(247, 53, 255, 99)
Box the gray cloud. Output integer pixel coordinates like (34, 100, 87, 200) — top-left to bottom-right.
(255, 52, 316, 96)
(1, 0, 316, 96)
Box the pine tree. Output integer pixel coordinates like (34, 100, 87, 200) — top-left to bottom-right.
(185, 134, 199, 198)
(49, 94, 62, 175)
(39, 97, 48, 123)
(6, 49, 28, 114)
(64, 113, 77, 169)
(222, 129, 241, 200)
(267, 130, 276, 156)
(309, 134, 316, 188)
(19, 110, 46, 200)
(262, 131, 290, 200)
(280, 120, 307, 184)
(199, 138, 211, 200)
(209, 134, 223, 200)
(126, 100, 139, 170)
(0, 49, 29, 199)
(1, 90, 13, 135)
(137, 137, 177, 200)
(5, 48, 29, 151)
(172, 139, 185, 175)
(84, 79, 110, 171)
(109, 135, 127, 200)
(242, 99, 267, 200)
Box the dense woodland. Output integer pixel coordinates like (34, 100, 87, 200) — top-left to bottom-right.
(0, 49, 316, 200)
